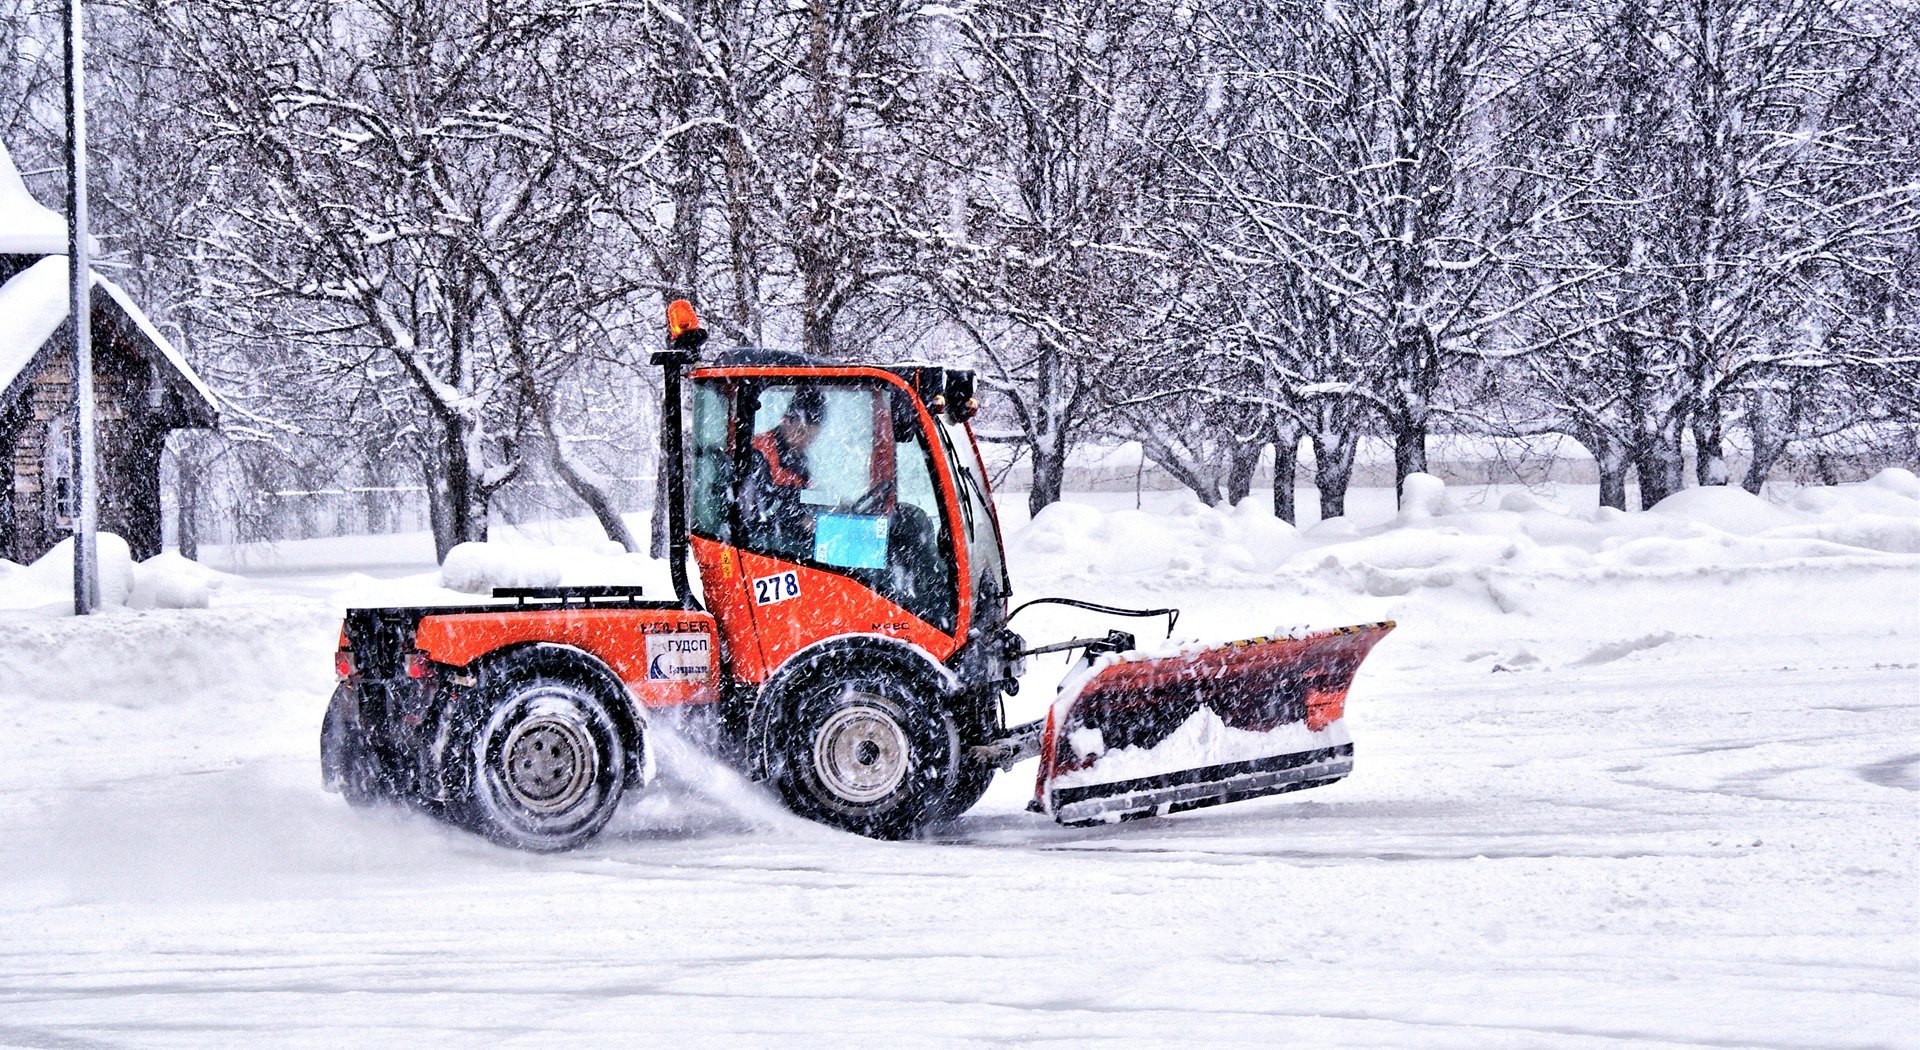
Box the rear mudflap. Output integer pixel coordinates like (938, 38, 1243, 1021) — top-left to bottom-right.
(1036, 623, 1392, 825)
(330, 676, 465, 802)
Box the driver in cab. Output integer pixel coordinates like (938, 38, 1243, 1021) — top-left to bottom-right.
(743, 385, 825, 557)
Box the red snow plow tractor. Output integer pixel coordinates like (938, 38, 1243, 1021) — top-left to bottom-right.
(322, 302, 1394, 850)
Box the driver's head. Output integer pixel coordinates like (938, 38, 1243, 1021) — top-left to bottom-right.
(778, 386, 825, 448)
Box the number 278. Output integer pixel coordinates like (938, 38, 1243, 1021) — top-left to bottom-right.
(753, 571, 800, 606)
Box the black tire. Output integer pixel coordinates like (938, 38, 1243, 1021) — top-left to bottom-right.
(764, 670, 959, 839)
(321, 685, 391, 807)
(455, 661, 631, 853)
(927, 754, 995, 823)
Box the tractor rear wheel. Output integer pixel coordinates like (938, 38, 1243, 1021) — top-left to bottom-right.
(455, 663, 630, 852)
(767, 672, 958, 839)
(321, 685, 391, 807)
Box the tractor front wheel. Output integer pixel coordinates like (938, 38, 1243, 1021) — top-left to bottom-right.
(768, 673, 959, 840)
(927, 755, 995, 824)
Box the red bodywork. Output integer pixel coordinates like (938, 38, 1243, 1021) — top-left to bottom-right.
(412, 608, 722, 706)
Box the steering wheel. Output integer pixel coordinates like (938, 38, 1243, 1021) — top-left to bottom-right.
(850, 477, 892, 516)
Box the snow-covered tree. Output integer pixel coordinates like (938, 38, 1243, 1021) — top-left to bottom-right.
(913, 0, 1185, 514)
(145, 0, 697, 557)
(1516, 0, 1920, 504)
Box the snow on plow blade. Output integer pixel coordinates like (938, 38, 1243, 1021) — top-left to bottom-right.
(1037, 623, 1395, 826)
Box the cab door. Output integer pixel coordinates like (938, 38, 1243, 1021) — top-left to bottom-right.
(687, 377, 768, 679)
(696, 374, 963, 681)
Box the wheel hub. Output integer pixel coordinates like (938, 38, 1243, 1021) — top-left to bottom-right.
(501, 715, 596, 813)
(813, 702, 910, 804)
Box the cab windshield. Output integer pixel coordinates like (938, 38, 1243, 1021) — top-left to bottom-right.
(935, 416, 1008, 626)
(691, 375, 959, 634)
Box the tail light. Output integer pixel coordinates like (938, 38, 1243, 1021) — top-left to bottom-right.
(404, 651, 435, 679)
(335, 648, 356, 680)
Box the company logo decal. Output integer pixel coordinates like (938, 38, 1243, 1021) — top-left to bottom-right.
(646, 632, 712, 681)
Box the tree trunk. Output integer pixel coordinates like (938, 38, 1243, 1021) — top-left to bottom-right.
(1028, 444, 1065, 517)
(1693, 404, 1729, 487)
(1392, 421, 1428, 506)
(174, 441, 201, 560)
(1272, 420, 1301, 524)
(1596, 442, 1629, 511)
(1635, 417, 1686, 509)
(524, 373, 637, 553)
(552, 447, 638, 553)
(1313, 426, 1359, 521)
(1139, 433, 1224, 507)
(425, 471, 452, 562)
(1740, 385, 1798, 495)
(1814, 451, 1840, 486)
(667, 15, 703, 304)
(723, 129, 763, 344)
(800, 277, 834, 359)
(1225, 439, 1263, 507)
(1574, 424, 1630, 511)
(1387, 318, 1437, 502)
(1740, 451, 1782, 495)
(1026, 346, 1072, 517)
(430, 415, 486, 563)
(796, 0, 842, 362)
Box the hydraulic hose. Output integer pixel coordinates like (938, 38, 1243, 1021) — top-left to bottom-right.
(1005, 597, 1179, 638)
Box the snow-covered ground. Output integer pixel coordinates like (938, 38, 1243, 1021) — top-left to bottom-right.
(1, 474, 1916, 1046)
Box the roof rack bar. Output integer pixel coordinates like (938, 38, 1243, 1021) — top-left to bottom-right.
(490, 585, 648, 607)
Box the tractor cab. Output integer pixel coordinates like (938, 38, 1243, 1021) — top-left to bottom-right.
(679, 351, 1011, 690)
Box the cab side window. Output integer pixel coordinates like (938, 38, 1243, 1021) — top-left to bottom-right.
(689, 380, 734, 541)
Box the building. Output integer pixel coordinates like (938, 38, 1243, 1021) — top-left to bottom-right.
(0, 141, 217, 564)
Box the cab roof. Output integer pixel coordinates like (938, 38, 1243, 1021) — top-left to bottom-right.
(697, 347, 829, 369)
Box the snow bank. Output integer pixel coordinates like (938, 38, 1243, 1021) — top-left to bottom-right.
(0, 534, 136, 612)
(126, 552, 223, 610)
(439, 539, 658, 595)
(1004, 470, 1920, 680)
(0, 601, 333, 711)
(1009, 470, 1920, 588)
(0, 535, 235, 615)
(1020, 496, 1305, 575)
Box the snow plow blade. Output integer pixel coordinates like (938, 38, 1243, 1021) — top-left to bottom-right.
(1036, 623, 1395, 826)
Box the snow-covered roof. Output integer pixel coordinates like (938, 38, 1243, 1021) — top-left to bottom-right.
(97, 272, 219, 413)
(0, 256, 72, 391)
(0, 255, 219, 423)
(0, 139, 76, 256)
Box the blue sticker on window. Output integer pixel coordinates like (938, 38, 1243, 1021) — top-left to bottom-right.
(814, 512, 889, 570)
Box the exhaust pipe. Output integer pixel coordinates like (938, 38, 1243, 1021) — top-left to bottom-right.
(654, 300, 707, 610)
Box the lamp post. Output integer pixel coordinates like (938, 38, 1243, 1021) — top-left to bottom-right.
(64, 0, 98, 614)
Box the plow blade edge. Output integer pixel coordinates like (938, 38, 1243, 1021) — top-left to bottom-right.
(1037, 622, 1395, 826)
